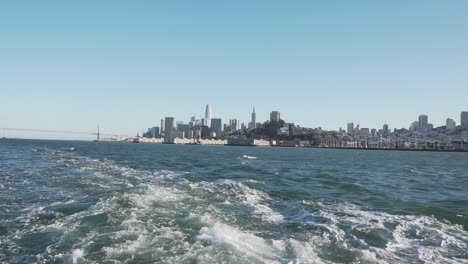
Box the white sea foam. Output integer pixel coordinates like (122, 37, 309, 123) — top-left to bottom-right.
(127, 184, 185, 208)
(25, 147, 467, 263)
(196, 217, 281, 263)
(103, 234, 149, 257)
(191, 179, 284, 223)
(286, 239, 326, 264)
(310, 202, 468, 263)
(71, 249, 84, 263)
(241, 155, 257, 160)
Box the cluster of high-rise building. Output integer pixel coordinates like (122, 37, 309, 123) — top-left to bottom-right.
(341, 112, 468, 150)
(346, 112, 468, 137)
(138, 107, 468, 150)
(141, 104, 280, 143)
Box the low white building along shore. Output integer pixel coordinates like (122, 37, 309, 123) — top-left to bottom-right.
(227, 136, 271, 146)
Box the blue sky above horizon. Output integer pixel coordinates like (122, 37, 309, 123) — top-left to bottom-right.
(1, 1, 467, 140)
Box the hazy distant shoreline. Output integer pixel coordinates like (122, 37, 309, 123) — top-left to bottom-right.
(3, 138, 467, 153)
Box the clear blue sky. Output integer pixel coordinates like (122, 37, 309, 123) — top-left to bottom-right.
(1, 1, 467, 140)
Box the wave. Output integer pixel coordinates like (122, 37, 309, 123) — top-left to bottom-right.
(5, 147, 466, 263)
(189, 179, 284, 223)
(300, 201, 468, 263)
(22, 179, 468, 263)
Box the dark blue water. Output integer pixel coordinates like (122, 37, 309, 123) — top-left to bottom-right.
(0, 139, 467, 263)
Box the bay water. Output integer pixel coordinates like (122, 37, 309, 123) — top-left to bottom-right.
(0, 139, 467, 263)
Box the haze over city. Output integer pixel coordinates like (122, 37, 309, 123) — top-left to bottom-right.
(1, 1, 468, 140)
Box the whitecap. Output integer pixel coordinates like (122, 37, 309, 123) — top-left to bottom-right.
(311, 202, 468, 263)
(207, 179, 284, 223)
(241, 155, 257, 160)
(72, 249, 85, 263)
(196, 221, 280, 263)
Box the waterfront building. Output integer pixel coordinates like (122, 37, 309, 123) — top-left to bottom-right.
(177, 124, 190, 138)
(205, 104, 212, 127)
(446, 118, 456, 130)
(210, 118, 222, 138)
(227, 135, 254, 146)
(371, 128, 377, 137)
(193, 129, 201, 139)
(201, 125, 210, 139)
(463, 131, 468, 141)
(251, 106, 257, 129)
(462, 112, 468, 128)
(164, 117, 174, 138)
(347, 123, 354, 134)
(151, 126, 160, 138)
(160, 119, 165, 134)
(270, 111, 281, 122)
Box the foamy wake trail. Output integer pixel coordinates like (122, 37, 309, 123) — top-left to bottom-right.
(308, 202, 468, 263)
(30, 152, 467, 264)
(197, 218, 279, 262)
(190, 179, 284, 223)
(36, 174, 328, 263)
(192, 214, 325, 264)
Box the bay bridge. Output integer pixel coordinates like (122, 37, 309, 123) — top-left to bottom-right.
(0, 127, 130, 141)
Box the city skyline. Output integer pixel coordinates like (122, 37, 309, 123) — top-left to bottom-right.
(2, 103, 467, 140)
(1, 1, 468, 140)
(140, 104, 468, 136)
(135, 105, 468, 151)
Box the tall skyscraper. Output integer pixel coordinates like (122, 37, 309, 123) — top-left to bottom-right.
(164, 117, 174, 137)
(160, 119, 164, 134)
(205, 104, 212, 127)
(210, 118, 222, 137)
(461, 112, 468, 128)
(177, 124, 190, 138)
(347, 123, 354, 134)
(201, 125, 210, 139)
(383, 124, 389, 137)
(418, 114, 428, 132)
(270, 111, 280, 122)
(229, 119, 239, 131)
(251, 106, 257, 129)
(151, 126, 160, 138)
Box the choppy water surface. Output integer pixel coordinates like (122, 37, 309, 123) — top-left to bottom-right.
(0, 139, 467, 263)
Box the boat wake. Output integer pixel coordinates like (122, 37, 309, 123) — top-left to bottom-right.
(0, 146, 466, 263)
